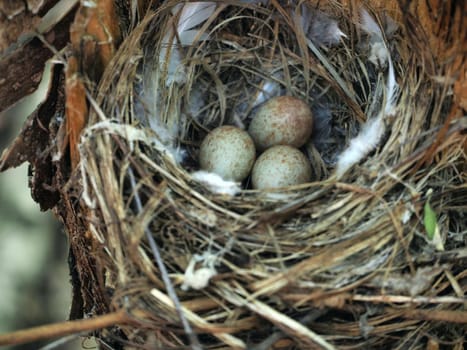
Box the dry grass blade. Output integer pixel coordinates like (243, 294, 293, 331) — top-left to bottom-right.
(219, 285, 335, 350)
(150, 289, 246, 349)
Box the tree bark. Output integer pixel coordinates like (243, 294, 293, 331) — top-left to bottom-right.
(0, 0, 77, 113)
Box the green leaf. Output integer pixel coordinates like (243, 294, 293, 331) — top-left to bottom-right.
(424, 200, 437, 240)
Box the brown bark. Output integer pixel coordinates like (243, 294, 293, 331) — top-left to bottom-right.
(0, 0, 77, 114)
(0, 63, 63, 209)
(0, 0, 125, 323)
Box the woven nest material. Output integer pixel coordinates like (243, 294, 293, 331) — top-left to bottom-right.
(77, 1, 465, 349)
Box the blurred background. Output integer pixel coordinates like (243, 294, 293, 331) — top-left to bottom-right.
(0, 63, 86, 350)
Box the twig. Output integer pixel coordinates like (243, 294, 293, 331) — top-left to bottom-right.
(395, 309, 467, 324)
(352, 294, 466, 304)
(250, 309, 327, 350)
(0, 310, 130, 347)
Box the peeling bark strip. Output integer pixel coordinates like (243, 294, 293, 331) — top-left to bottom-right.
(0, 63, 64, 210)
(69, 0, 121, 81)
(65, 0, 122, 168)
(65, 56, 88, 170)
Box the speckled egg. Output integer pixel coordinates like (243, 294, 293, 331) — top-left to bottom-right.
(199, 126, 256, 182)
(248, 96, 314, 151)
(251, 145, 312, 189)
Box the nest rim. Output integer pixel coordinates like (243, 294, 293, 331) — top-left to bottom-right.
(76, 1, 466, 349)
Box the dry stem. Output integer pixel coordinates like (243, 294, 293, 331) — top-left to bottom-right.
(0, 310, 131, 347)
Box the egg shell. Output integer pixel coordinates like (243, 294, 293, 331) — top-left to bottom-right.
(199, 126, 256, 182)
(252, 145, 312, 189)
(248, 96, 314, 151)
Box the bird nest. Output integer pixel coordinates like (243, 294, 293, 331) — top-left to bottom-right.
(75, 1, 465, 349)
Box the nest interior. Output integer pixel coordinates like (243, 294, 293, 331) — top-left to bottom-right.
(76, 1, 465, 349)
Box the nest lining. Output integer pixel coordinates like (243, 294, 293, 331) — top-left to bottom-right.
(77, 1, 466, 349)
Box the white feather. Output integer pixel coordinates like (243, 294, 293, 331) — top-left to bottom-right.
(141, 3, 215, 163)
(191, 171, 241, 196)
(360, 8, 397, 69)
(187, 87, 207, 122)
(175, 3, 216, 39)
(361, 8, 398, 116)
(159, 2, 216, 86)
(133, 79, 186, 163)
(335, 116, 385, 178)
(252, 71, 283, 108)
(360, 9, 381, 36)
(335, 9, 398, 178)
(298, 5, 346, 47)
